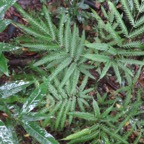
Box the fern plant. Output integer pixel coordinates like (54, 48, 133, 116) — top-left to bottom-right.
(84, 0, 144, 84)
(63, 91, 144, 144)
(39, 76, 93, 130)
(13, 3, 94, 86)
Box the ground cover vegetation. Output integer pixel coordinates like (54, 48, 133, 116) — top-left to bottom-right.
(1, 0, 144, 143)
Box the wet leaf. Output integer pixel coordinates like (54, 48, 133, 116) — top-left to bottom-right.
(0, 43, 21, 52)
(21, 112, 47, 122)
(22, 121, 59, 144)
(0, 0, 18, 18)
(21, 83, 47, 114)
(0, 19, 11, 32)
(0, 80, 31, 98)
(0, 120, 18, 144)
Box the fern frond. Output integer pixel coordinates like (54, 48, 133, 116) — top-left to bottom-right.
(14, 22, 51, 41)
(33, 52, 67, 66)
(14, 3, 49, 35)
(69, 112, 96, 121)
(58, 13, 65, 47)
(48, 83, 62, 100)
(64, 19, 71, 53)
(79, 76, 88, 91)
(60, 100, 71, 129)
(112, 62, 121, 84)
(122, 41, 142, 48)
(120, 0, 134, 26)
(106, 22, 122, 45)
(84, 54, 110, 62)
(92, 100, 100, 117)
(139, 2, 144, 13)
(108, 1, 128, 36)
(118, 63, 133, 76)
(118, 50, 144, 56)
(55, 99, 67, 130)
(21, 43, 59, 51)
(101, 126, 128, 144)
(128, 25, 144, 38)
(79, 66, 95, 79)
(60, 62, 77, 87)
(42, 101, 62, 127)
(134, 0, 140, 11)
(49, 57, 72, 81)
(43, 5, 56, 40)
(78, 98, 85, 112)
(68, 131, 99, 144)
(75, 31, 85, 61)
(53, 78, 68, 99)
(134, 15, 144, 27)
(69, 97, 76, 124)
(99, 61, 111, 80)
(71, 69, 80, 94)
(119, 58, 144, 65)
(70, 24, 78, 57)
(46, 59, 65, 69)
(80, 98, 90, 108)
(91, 9, 105, 25)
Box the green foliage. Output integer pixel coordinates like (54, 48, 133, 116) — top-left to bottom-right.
(13, 3, 94, 86)
(40, 76, 93, 130)
(0, 0, 17, 32)
(64, 91, 144, 144)
(1, 1, 144, 143)
(0, 81, 59, 144)
(84, 0, 144, 84)
(0, 43, 21, 76)
(55, 0, 90, 23)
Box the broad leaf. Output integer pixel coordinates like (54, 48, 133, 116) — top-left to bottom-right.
(0, 80, 31, 98)
(0, 0, 17, 18)
(0, 19, 11, 32)
(0, 43, 21, 52)
(22, 121, 59, 144)
(21, 112, 47, 122)
(21, 82, 47, 114)
(0, 120, 17, 144)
